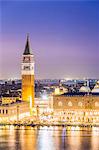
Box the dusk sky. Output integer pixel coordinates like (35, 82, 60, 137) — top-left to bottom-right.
(0, 0, 99, 79)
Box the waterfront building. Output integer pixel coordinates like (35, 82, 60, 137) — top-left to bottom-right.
(22, 35, 35, 108)
(53, 92, 99, 124)
(34, 96, 53, 113)
(0, 101, 30, 123)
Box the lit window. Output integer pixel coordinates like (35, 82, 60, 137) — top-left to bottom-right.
(95, 102, 99, 107)
(78, 102, 83, 107)
(68, 101, 72, 107)
(6, 110, 8, 114)
(3, 110, 4, 114)
(58, 101, 63, 107)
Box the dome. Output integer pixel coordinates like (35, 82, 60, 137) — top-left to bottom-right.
(97, 80, 99, 84)
(92, 88, 99, 93)
(79, 86, 91, 93)
(91, 81, 99, 93)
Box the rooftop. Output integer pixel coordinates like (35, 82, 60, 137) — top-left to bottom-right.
(23, 34, 32, 55)
(57, 92, 99, 97)
(0, 100, 28, 107)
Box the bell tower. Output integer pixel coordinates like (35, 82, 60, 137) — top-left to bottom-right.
(22, 35, 35, 108)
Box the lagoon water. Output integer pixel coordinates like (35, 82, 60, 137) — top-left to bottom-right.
(0, 126, 99, 150)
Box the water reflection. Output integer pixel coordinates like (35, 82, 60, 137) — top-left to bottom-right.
(0, 126, 99, 150)
(91, 127, 99, 150)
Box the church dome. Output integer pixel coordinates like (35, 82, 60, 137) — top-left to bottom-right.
(97, 80, 99, 84)
(79, 86, 91, 93)
(91, 81, 99, 93)
(91, 88, 99, 93)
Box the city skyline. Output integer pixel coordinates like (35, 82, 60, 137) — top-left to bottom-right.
(0, 1, 99, 79)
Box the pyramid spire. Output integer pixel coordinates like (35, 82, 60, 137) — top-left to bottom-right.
(23, 34, 31, 55)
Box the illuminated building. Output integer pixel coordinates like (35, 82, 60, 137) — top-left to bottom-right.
(22, 35, 35, 108)
(53, 92, 99, 125)
(34, 97, 53, 113)
(0, 101, 30, 122)
(1, 96, 19, 105)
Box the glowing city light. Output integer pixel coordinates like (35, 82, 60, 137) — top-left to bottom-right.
(41, 94, 48, 100)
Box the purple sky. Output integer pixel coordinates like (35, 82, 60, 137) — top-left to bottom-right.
(0, 1, 99, 79)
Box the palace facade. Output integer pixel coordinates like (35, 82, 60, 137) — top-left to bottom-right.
(53, 93, 99, 124)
